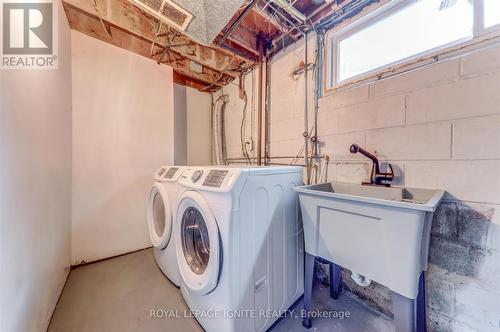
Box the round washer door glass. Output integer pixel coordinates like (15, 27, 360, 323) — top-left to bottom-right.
(176, 191, 220, 295)
(181, 207, 210, 274)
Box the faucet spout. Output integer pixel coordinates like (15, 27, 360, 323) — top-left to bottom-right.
(349, 144, 394, 186)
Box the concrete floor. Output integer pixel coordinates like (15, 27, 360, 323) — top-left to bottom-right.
(48, 249, 394, 332)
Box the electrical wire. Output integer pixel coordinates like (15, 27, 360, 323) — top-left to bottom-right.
(240, 90, 252, 165)
(150, 20, 163, 57)
(91, 0, 112, 39)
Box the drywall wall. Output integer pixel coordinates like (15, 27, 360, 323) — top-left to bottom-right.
(186, 87, 212, 165)
(0, 2, 72, 331)
(174, 84, 187, 165)
(223, 34, 500, 332)
(71, 31, 174, 265)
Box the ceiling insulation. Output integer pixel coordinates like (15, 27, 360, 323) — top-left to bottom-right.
(130, 0, 193, 30)
(135, 0, 248, 45)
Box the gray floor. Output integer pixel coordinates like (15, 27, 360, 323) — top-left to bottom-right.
(48, 249, 394, 332)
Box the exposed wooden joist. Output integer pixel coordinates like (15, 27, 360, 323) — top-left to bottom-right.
(63, 3, 228, 91)
(220, 39, 260, 63)
(217, 7, 285, 57)
(62, 0, 255, 76)
(173, 71, 212, 91)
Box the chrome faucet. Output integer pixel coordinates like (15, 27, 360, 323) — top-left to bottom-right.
(349, 144, 394, 186)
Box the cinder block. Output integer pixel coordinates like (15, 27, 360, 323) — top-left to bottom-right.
(453, 115, 500, 160)
(406, 72, 500, 125)
(456, 202, 494, 249)
(269, 117, 304, 142)
(431, 202, 459, 240)
(370, 59, 459, 97)
(340, 269, 393, 318)
(326, 161, 404, 185)
(427, 263, 497, 332)
(317, 109, 340, 136)
(327, 161, 370, 183)
(460, 45, 500, 77)
(365, 123, 451, 160)
(270, 38, 315, 120)
(319, 85, 370, 110)
(427, 309, 454, 332)
(454, 282, 500, 331)
(404, 160, 500, 205)
(319, 132, 366, 161)
(432, 201, 495, 250)
(487, 220, 500, 252)
(426, 272, 456, 316)
(318, 95, 406, 135)
(474, 249, 500, 291)
(225, 145, 244, 159)
(269, 138, 305, 161)
(429, 236, 489, 278)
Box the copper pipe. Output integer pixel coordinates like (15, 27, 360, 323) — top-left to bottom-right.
(227, 161, 307, 167)
(264, 58, 271, 165)
(226, 155, 328, 161)
(303, 32, 309, 181)
(257, 53, 264, 165)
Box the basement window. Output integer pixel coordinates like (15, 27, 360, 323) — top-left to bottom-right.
(328, 0, 499, 88)
(484, 0, 500, 28)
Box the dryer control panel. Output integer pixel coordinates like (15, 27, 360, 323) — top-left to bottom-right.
(203, 170, 229, 187)
(178, 167, 239, 192)
(154, 166, 182, 182)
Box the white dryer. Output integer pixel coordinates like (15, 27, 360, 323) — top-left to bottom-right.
(147, 166, 186, 287)
(175, 166, 304, 332)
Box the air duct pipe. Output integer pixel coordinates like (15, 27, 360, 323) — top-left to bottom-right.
(213, 94, 229, 165)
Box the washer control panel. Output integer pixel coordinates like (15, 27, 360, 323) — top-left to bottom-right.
(203, 170, 229, 188)
(157, 167, 167, 177)
(164, 167, 179, 179)
(191, 170, 203, 183)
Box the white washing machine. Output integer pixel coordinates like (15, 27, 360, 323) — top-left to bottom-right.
(147, 166, 186, 287)
(175, 166, 304, 332)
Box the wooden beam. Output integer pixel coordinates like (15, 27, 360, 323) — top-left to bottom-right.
(173, 71, 215, 92)
(220, 39, 260, 63)
(62, 0, 254, 76)
(63, 3, 232, 88)
(216, 7, 285, 57)
(226, 27, 259, 55)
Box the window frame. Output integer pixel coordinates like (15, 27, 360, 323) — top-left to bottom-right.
(481, 0, 500, 33)
(326, 0, 500, 90)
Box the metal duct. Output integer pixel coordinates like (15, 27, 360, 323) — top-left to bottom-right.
(132, 0, 247, 45)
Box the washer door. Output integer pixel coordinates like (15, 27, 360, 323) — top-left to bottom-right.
(147, 183, 172, 249)
(176, 191, 220, 295)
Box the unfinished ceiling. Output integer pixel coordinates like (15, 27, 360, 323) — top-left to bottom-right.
(62, 0, 361, 92)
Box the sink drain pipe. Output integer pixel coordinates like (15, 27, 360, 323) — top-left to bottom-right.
(351, 272, 371, 287)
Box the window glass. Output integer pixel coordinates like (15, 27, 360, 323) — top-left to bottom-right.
(337, 0, 473, 83)
(484, 0, 500, 28)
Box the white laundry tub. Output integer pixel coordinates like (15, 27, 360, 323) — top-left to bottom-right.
(294, 182, 445, 299)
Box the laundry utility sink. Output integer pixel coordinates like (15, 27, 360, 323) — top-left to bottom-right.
(294, 182, 445, 299)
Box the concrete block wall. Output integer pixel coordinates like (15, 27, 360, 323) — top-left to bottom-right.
(222, 34, 500, 331)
